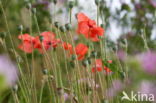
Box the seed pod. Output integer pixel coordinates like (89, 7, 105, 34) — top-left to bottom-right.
(82, 58, 91, 67)
(100, 24, 105, 28)
(39, 35, 44, 42)
(65, 23, 72, 31)
(59, 26, 66, 32)
(54, 22, 60, 28)
(18, 25, 23, 32)
(91, 51, 97, 58)
(32, 8, 36, 14)
(71, 55, 76, 61)
(53, 0, 57, 4)
(119, 71, 126, 80)
(13, 84, 18, 92)
(68, 1, 75, 9)
(42, 69, 48, 75)
(0, 32, 6, 39)
(95, 0, 100, 6)
(26, 3, 32, 9)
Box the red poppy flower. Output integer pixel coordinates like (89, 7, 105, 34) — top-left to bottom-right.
(76, 13, 104, 42)
(62, 42, 73, 54)
(92, 59, 103, 73)
(75, 43, 88, 60)
(34, 31, 60, 52)
(18, 34, 35, 53)
(104, 66, 112, 73)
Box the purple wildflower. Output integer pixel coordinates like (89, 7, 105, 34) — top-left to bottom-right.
(0, 55, 18, 87)
(138, 51, 156, 75)
(148, 0, 156, 8)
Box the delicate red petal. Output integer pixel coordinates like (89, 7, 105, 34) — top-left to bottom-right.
(78, 55, 85, 60)
(77, 13, 89, 22)
(75, 43, 88, 55)
(95, 59, 103, 67)
(92, 67, 96, 73)
(104, 66, 112, 73)
(77, 21, 90, 38)
(75, 43, 88, 60)
(18, 41, 33, 53)
(97, 67, 102, 72)
(88, 19, 96, 27)
(40, 31, 55, 41)
(18, 34, 34, 41)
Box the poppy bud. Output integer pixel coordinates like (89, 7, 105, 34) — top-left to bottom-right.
(13, 84, 18, 92)
(91, 51, 97, 58)
(68, 1, 75, 9)
(0, 32, 6, 39)
(39, 35, 44, 41)
(42, 69, 48, 75)
(95, 0, 100, 6)
(54, 22, 60, 28)
(65, 23, 72, 31)
(32, 8, 36, 14)
(26, 3, 32, 9)
(18, 25, 23, 32)
(59, 26, 66, 32)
